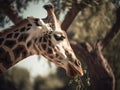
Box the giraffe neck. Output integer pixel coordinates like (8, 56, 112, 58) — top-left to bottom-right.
(0, 18, 48, 72)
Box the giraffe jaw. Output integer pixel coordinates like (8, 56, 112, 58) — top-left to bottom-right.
(66, 61, 83, 78)
(56, 59, 83, 77)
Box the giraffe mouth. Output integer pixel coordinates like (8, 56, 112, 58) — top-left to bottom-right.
(66, 61, 83, 78)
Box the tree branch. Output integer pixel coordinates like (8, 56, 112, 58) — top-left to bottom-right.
(0, 1, 23, 24)
(66, 3, 120, 90)
(61, 0, 86, 31)
(101, 7, 120, 49)
(61, 0, 100, 31)
(70, 40, 115, 90)
(69, 6, 120, 90)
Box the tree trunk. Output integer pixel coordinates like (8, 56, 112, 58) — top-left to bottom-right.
(71, 41, 115, 90)
(69, 7, 120, 90)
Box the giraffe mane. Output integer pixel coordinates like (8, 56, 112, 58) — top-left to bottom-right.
(0, 19, 29, 37)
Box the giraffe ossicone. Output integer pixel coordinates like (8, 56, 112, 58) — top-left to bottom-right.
(0, 4, 83, 77)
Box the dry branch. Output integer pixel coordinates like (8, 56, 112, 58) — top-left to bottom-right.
(0, 1, 22, 24)
(61, 0, 86, 31)
(101, 7, 120, 49)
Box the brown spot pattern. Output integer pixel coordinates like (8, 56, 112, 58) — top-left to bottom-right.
(0, 47, 12, 67)
(65, 50, 72, 61)
(41, 44, 46, 50)
(0, 38, 4, 45)
(4, 40, 16, 48)
(6, 33, 13, 38)
(27, 41, 32, 47)
(13, 45, 28, 60)
(47, 48, 53, 54)
(26, 27, 31, 30)
(48, 35, 51, 39)
(20, 27, 26, 32)
(49, 55, 54, 59)
(27, 23, 32, 27)
(14, 29, 19, 32)
(18, 33, 29, 42)
(48, 40, 52, 46)
(39, 37, 42, 42)
(43, 37, 47, 42)
(14, 33, 19, 38)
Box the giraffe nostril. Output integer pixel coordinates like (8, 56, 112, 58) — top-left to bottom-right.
(75, 60, 81, 66)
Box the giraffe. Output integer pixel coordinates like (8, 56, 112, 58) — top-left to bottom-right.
(0, 5, 83, 77)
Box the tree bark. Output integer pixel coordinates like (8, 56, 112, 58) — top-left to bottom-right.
(0, 1, 23, 24)
(69, 7, 120, 90)
(61, 0, 86, 31)
(60, 2, 120, 90)
(71, 41, 115, 90)
(101, 7, 120, 49)
(60, 1, 120, 90)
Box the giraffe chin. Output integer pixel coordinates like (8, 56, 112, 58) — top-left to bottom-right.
(66, 61, 83, 78)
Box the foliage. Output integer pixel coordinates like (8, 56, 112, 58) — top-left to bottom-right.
(0, 67, 32, 90)
(68, 1, 115, 44)
(68, 74, 91, 90)
(67, 1, 120, 90)
(0, 0, 40, 27)
(33, 74, 64, 90)
(104, 31, 120, 90)
(111, 0, 120, 8)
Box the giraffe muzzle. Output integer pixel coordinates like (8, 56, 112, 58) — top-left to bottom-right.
(66, 60, 83, 78)
(64, 50, 83, 77)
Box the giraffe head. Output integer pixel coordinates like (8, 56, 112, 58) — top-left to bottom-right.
(44, 5, 83, 77)
(28, 5, 83, 77)
(50, 30, 83, 77)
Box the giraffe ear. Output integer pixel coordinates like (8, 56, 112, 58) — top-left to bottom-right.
(43, 4, 61, 31)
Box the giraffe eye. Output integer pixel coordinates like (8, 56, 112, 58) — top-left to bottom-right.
(54, 34, 65, 41)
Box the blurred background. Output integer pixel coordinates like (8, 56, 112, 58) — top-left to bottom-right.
(0, 0, 120, 90)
